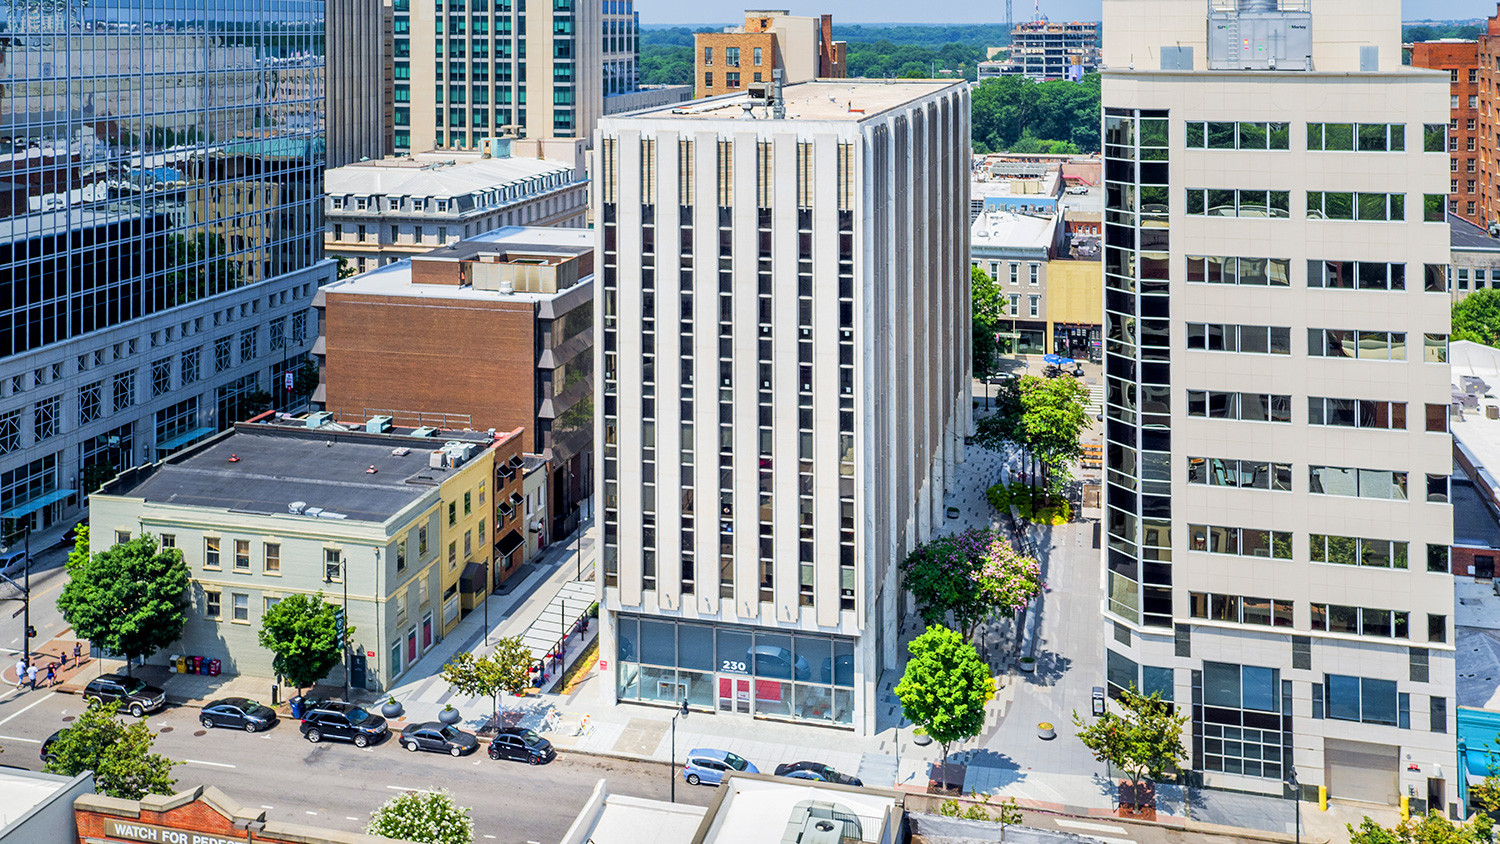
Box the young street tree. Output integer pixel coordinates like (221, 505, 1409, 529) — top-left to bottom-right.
(258, 592, 346, 693)
(57, 534, 189, 672)
(367, 788, 474, 844)
(1072, 689, 1188, 812)
(894, 625, 996, 793)
(975, 374, 1090, 501)
(899, 528, 1041, 639)
(440, 636, 533, 727)
(44, 701, 178, 799)
(972, 265, 1006, 376)
(1347, 811, 1493, 844)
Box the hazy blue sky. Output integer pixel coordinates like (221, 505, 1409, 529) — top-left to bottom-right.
(640, 0, 1495, 26)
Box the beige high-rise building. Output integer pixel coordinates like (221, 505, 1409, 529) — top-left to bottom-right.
(593, 80, 970, 735)
(327, 0, 394, 167)
(1102, 0, 1455, 812)
(391, 0, 602, 154)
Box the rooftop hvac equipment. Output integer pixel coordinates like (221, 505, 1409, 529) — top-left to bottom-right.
(1207, 0, 1311, 71)
(778, 800, 863, 844)
(304, 411, 333, 428)
(411, 427, 438, 438)
(288, 501, 308, 515)
(365, 415, 394, 433)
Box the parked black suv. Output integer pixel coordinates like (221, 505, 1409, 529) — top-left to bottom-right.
(82, 674, 166, 717)
(298, 702, 388, 747)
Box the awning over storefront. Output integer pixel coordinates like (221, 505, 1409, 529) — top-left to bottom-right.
(0, 489, 77, 521)
(458, 561, 487, 593)
(157, 426, 217, 453)
(496, 530, 525, 556)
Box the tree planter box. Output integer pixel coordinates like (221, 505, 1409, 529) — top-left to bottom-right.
(1116, 781, 1156, 821)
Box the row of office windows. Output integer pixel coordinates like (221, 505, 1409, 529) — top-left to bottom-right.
(1186, 457, 1449, 502)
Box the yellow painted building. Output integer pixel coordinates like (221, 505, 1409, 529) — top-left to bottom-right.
(1044, 257, 1103, 358)
(435, 442, 496, 637)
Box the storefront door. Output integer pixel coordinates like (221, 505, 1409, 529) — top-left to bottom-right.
(718, 677, 750, 713)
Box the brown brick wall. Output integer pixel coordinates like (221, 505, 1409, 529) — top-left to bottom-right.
(76, 796, 395, 844)
(322, 292, 539, 452)
(1411, 39, 1482, 225)
(1480, 12, 1500, 227)
(694, 32, 776, 98)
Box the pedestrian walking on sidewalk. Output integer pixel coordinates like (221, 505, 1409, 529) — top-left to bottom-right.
(45, 663, 56, 686)
(26, 664, 38, 690)
(73, 642, 82, 661)
(12, 659, 25, 688)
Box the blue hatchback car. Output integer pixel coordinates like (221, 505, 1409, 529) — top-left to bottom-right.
(683, 748, 757, 785)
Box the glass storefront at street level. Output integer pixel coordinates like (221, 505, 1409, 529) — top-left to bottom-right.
(614, 613, 855, 728)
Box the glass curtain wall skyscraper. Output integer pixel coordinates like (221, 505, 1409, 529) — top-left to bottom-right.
(0, 0, 332, 541)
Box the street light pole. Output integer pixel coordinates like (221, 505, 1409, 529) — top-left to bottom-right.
(670, 699, 688, 803)
(21, 525, 31, 677)
(1288, 766, 1300, 844)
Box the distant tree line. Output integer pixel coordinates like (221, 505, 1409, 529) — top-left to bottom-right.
(638, 26, 1105, 155)
(1404, 23, 1484, 42)
(972, 74, 1101, 154)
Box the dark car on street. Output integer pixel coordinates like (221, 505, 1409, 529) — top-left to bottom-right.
(40, 729, 60, 764)
(199, 697, 278, 732)
(83, 674, 166, 717)
(487, 727, 554, 764)
(399, 722, 480, 757)
(298, 702, 388, 747)
(773, 760, 863, 787)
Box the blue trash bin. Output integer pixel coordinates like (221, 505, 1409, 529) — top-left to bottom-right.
(290, 695, 305, 719)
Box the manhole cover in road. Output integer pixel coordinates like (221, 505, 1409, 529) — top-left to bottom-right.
(61, 716, 75, 722)
(193, 730, 207, 737)
(159, 726, 173, 733)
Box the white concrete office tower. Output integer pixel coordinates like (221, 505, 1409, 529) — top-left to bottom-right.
(0, 2, 331, 542)
(593, 81, 970, 734)
(1101, 0, 1456, 811)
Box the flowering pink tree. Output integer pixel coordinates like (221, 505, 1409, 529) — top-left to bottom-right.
(899, 528, 1042, 639)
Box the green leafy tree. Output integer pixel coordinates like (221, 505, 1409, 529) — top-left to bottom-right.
(975, 374, 1090, 501)
(257, 592, 346, 693)
(1348, 812, 1493, 844)
(972, 266, 1005, 379)
(367, 788, 474, 844)
(440, 636, 533, 726)
(1072, 689, 1188, 810)
(894, 625, 996, 793)
(1452, 288, 1500, 346)
(58, 535, 190, 671)
(336, 256, 358, 280)
(43, 701, 178, 798)
(293, 361, 321, 399)
(899, 528, 1041, 638)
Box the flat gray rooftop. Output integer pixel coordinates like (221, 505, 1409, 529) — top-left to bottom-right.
(628, 79, 960, 122)
(1451, 213, 1500, 253)
(117, 427, 476, 522)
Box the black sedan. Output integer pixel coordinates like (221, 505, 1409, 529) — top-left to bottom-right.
(199, 698, 279, 732)
(773, 760, 863, 787)
(487, 727, 555, 765)
(40, 730, 61, 764)
(400, 722, 480, 757)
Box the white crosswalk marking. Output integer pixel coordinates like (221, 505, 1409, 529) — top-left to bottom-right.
(1053, 819, 1129, 835)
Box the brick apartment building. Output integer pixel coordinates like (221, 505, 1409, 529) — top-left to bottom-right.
(315, 226, 593, 542)
(1410, 38, 1482, 225)
(693, 10, 845, 98)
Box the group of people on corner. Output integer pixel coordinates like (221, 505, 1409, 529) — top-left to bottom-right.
(11, 642, 83, 690)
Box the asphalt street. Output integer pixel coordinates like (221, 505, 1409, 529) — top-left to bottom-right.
(0, 539, 72, 661)
(0, 688, 714, 843)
